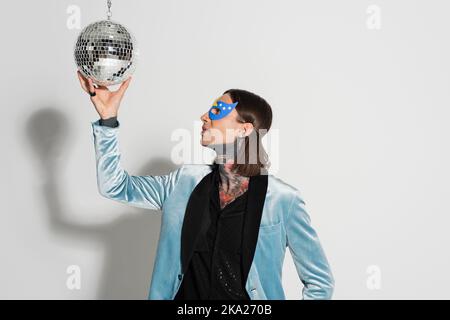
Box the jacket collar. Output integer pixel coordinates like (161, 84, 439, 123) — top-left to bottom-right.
(179, 164, 269, 286)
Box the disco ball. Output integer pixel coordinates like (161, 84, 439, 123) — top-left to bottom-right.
(74, 20, 138, 86)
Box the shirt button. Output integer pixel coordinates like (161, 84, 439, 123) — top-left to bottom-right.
(178, 274, 182, 280)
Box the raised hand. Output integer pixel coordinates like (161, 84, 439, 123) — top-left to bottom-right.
(77, 70, 132, 119)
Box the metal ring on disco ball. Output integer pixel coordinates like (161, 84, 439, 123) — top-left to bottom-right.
(74, 20, 139, 86)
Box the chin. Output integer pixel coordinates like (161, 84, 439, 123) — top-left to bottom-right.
(200, 137, 211, 146)
(200, 132, 215, 146)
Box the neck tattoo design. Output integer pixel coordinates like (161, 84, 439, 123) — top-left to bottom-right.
(209, 139, 249, 209)
(217, 163, 249, 210)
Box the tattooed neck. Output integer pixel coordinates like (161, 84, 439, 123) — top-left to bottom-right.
(217, 162, 247, 191)
(210, 139, 249, 207)
(216, 162, 249, 209)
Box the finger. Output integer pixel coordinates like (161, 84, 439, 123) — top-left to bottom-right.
(116, 76, 132, 97)
(87, 78, 99, 100)
(87, 78, 96, 94)
(77, 71, 89, 93)
(87, 78, 103, 92)
(77, 69, 88, 82)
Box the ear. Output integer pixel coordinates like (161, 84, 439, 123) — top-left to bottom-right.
(241, 122, 254, 137)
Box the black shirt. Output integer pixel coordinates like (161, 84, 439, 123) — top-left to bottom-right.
(174, 164, 251, 300)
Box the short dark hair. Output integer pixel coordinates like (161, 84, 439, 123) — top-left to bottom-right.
(222, 88, 273, 176)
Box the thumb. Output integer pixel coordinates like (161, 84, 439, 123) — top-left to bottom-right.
(116, 76, 132, 97)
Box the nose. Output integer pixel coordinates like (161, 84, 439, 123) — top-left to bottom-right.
(200, 111, 210, 122)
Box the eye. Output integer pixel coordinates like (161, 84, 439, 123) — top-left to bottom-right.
(210, 107, 221, 115)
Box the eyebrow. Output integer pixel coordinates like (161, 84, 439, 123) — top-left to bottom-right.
(215, 100, 229, 104)
(212, 99, 226, 107)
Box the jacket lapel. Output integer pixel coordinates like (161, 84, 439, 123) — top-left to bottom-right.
(240, 173, 268, 286)
(180, 165, 215, 274)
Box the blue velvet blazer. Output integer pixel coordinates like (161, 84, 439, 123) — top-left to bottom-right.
(91, 119, 335, 300)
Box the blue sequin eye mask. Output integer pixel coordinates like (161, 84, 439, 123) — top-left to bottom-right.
(208, 98, 239, 120)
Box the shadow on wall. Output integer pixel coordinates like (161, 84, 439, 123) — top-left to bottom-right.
(25, 108, 178, 299)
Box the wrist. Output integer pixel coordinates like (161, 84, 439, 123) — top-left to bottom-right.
(100, 113, 118, 120)
(99, 116, 119, 128)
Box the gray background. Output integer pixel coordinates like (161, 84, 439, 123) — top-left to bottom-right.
(0, 0, 449, 299)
